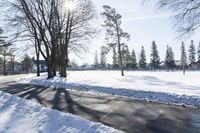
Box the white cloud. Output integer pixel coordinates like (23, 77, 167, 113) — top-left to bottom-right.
(123, 13, 174, 22)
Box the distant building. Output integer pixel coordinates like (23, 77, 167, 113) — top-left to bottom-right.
(32, 60, 48, 72)
(160, 60, 182, 70)
(174, 60, 182, 70)
(188, 61, 200, 70)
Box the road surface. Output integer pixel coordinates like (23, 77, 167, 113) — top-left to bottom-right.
(0, 75, 200, 133)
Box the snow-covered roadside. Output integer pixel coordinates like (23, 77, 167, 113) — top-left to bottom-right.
(0, 91, 123, 133)
(19, 71, 200, 108)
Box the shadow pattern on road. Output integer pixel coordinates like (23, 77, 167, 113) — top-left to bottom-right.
(0, 83, 199, 133)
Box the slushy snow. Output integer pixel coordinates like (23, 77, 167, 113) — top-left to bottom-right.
(19, 71, 200, 108)
(0, 91, 123, 133)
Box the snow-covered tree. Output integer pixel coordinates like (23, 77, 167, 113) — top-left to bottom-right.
(165, 45, 175, 71)
(139, 46, 147, 69)
(181, 41, 187, 75)
(150, 41, 160, 70)
(188, 40, 196, 64)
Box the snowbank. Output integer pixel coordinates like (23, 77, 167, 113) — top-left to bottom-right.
(19, 71, 200, 108)
(0, 91, 123, 133)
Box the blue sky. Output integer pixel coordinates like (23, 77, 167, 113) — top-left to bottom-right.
(1, 0, 199, 64)
(70, 0, 200, 65)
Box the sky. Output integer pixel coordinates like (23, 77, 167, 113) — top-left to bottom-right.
(70, 0, 200, 65)
(1, 0, 200, 65)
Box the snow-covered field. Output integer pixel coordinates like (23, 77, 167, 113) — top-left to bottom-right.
(19, 71, 200, 108)
(0, 91, 122, 133)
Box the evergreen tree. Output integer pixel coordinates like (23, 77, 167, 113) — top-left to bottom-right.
(0, 28, 6, 45)
(139, 46, 147, 69)
(0, 29, 13, 75)
(188, 40, 196, 64)
(181, 41, 187, 75)
(112, 47, 119, 68)
(22, 54, 33, 73)
(131, 49, 137, 69)
(100, 46, 108, 68)
(122, 45, 131, 69)
(94, 50, 99, 68)
(150, 41, 160, 70)
(197, 42, 200, 62)
(101, 5, 130, 76)
(165, 45, 175, 71)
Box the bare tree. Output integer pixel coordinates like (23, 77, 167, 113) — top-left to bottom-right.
(1, 0, 96, 79)
(101, 5, 130, 76)
(155, 0, 200, 35)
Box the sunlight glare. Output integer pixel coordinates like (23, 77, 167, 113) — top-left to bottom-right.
(65, 0, 78, 11)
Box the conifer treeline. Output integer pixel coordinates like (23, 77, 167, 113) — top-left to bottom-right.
(94, 40, 200, 71)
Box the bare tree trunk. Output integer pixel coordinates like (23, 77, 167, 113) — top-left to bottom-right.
(183, 64, 186, 75)
(117, 28, 124, 76)
(47, 64, 53, 79)
(47, 55, 53, 79)
(3, 55, 6, 76)
(118, 46, 124, 76)
(35, 39, 40, 77)
(36, 52, 40, 76)
(11, 56, 15, 74)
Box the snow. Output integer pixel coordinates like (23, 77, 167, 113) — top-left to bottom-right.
(0, 90, 123, 133)
(19, 71, 200, 108)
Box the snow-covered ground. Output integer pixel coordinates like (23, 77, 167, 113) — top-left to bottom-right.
(0, 90, 123, 133)
(19, 71, 200, 108)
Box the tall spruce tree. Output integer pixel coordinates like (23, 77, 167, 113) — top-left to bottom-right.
(150, 41, 160, 70)
(181, 41, 187, 75)
(112, 47, 119, 68)
(94, 50, 99, 68)
(139, 46, 147, 69)
(122, 45, 131, 69)
(131, 49, 137, 69)
(165, 45, 175, 71)
(188, 40, 196, 64)
(22, 54, 33, 73)
(100, 46, 108, 68)
(197, 42, 200, 62)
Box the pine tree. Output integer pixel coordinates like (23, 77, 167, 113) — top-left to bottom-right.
(181, 41, 187, 75)
(150, 41, 160, 70)
(100, 46, 108, 68)
(22, 54, 33, 73)
(101, 5, 130, 76)
(139, 46, 147, 69)
(94, 50, 99, 68)
(131, 49, 137, 69)
(112, 47, 119, 68)
(165, 45, 175, 71)
(197, 42, 200, 62)
(0, 29, 13, 76)
(122, 45, 131, 69)
(188, 40, 196, 64)
(0, 28, 6, 45)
